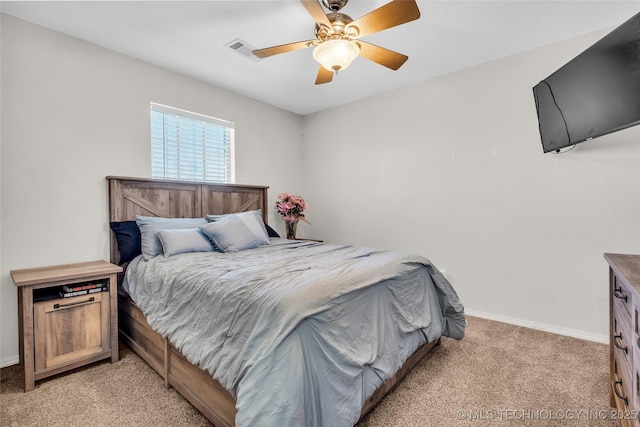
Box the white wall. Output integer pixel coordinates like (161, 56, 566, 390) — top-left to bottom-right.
(0, 14, 304, 366)
(2, 14, 639, 367)
(301, 28, 640, 342)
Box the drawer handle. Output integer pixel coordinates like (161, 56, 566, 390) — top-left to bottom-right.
(614, 334, 628, 354)
(613, 287, 628, 302)
(53, 297, 95, 310)
(613, 380, 629, 406)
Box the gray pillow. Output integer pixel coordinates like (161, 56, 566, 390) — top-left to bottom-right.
(158, 228, 214, 257)
(206, 210, 269, 237)
(136, 216, 208, 259)
(200, 211, 269, 253)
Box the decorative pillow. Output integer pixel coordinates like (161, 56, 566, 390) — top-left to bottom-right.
(206, 210, 272, 238)
(109, 221, 141, 265)
(136, 216, 208, 260)
(200, 212, 270, 253)
(158, 228, 214, 257)
(264, 222, 280, 238)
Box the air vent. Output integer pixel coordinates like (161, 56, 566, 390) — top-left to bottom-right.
(225, 38, 261, 62)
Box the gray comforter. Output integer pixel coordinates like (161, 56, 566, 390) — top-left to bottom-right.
(124, 239, 465, 427)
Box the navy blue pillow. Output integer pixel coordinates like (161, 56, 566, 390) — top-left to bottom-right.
(110, 221, 142, 264)
(265, 222, 280, 238)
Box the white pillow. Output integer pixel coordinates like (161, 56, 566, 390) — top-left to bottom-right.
(200, 211, 270, 253)
(158, 228, 214, 257)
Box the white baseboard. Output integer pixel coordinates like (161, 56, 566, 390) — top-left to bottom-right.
(465, 309, 608, 344)
(0, 355, 19, 368)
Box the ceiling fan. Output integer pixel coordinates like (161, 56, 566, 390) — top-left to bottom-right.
(252, 0, 421, 85)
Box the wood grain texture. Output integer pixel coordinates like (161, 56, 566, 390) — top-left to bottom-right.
(33, 294, 104, 371)
(11, 261, 122, 392)
(11, 261, 122, 287)
(107, 176, 268, 266)
(20, 287, 35, 392)
(605, 253, 640, 427)
(108, 273, 119, 363)
(605, 253, 640, 295)
(107, 176, 439, 426)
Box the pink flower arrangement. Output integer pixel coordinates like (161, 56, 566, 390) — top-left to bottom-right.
(276, 193, 311, 224)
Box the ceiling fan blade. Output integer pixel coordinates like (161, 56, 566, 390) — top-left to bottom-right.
(348, 0, 420, 39)
(253, 40, 315, 58)
(301, 0, 332, 29)
(315, 66, 334, 85)
(357, 41, 408, 70)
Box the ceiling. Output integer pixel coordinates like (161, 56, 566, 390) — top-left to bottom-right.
(2, 1, 639, 115)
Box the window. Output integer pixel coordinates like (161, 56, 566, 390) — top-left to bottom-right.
(150, 103, 235, 183)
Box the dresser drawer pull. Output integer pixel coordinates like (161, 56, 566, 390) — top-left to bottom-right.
(613, 287, 628, 302)
(53, 297, 95, 310)
(613, 380, 629, 406)
(614, 334, 628, 354)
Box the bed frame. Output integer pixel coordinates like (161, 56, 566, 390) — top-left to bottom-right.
(107, 176, 440, 426)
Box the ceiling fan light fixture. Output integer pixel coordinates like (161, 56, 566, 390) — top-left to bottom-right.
(312, 39, 360, 73)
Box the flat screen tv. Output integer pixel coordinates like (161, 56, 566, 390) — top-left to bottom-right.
(533, 11, 640, 153)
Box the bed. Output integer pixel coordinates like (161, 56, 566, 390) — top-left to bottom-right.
(107, 176, 465, 427)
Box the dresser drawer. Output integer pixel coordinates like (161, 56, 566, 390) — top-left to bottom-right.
(614, 307, 634, 370)
(633, 301, 640, 355)
(634, 348, 640, 414)
(613, 350, 633, 412)
(613, 275, 633, 318)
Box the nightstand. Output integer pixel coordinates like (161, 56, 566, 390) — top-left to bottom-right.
(11, 260, 122, 391)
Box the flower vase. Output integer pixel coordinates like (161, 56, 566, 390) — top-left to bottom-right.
(286, 221, 298, 240)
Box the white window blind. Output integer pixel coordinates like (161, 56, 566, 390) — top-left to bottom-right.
(150, 103, 235, 183)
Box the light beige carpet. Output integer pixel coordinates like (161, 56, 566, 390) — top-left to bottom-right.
(1, 317, 619, 426)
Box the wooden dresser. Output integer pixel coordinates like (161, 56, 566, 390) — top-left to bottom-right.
(11, 260, 122, 391)
(606, 253, 640, 426)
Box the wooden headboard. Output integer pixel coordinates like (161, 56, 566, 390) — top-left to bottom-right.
(107, 176, 269, 265)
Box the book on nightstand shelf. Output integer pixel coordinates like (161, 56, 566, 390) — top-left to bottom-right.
(61, 280, 107, 293)
(59, 284, 108, 298)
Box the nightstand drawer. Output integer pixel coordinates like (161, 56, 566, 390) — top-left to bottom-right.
(33, 292, 110, 371)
